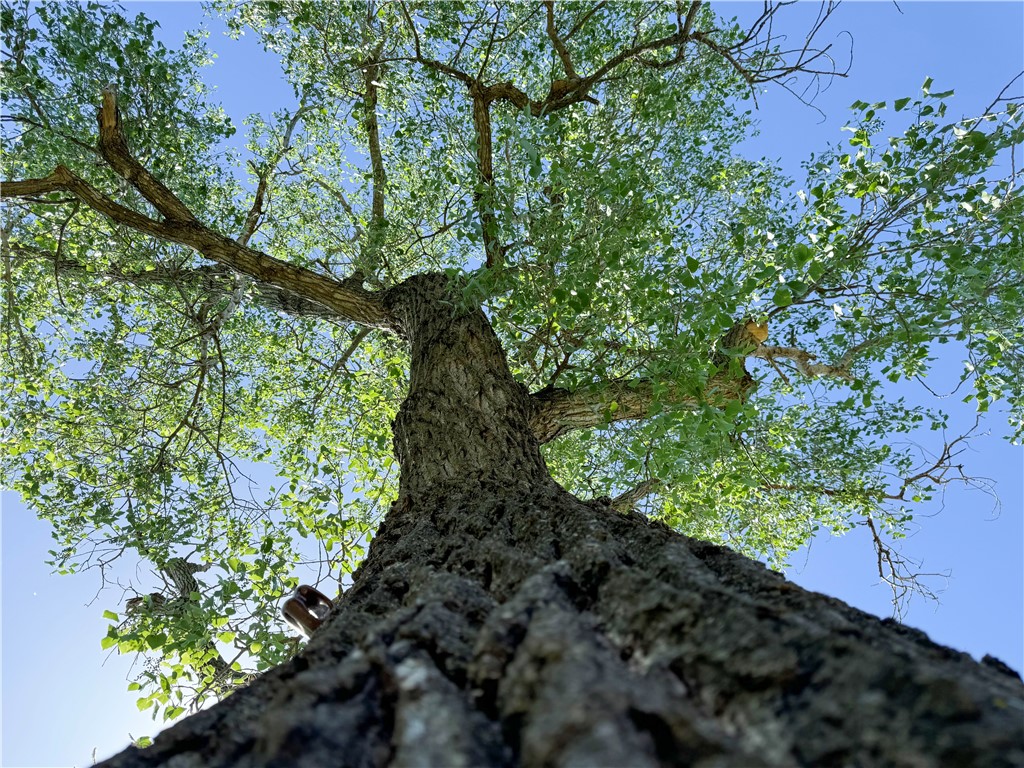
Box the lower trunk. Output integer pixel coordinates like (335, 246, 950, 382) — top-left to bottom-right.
(99, 484, 1023, 767)
(100, 276, 1023, 767)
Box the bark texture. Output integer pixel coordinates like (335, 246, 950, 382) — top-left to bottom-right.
(99, 276, 1023, 768)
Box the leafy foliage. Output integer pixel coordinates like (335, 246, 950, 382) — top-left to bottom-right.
(2, 0, 1021, 722)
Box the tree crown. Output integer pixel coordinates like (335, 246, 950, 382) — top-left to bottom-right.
(2, 0, 1021, 720)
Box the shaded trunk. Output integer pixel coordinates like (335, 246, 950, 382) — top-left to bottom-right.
(101, 275, 1023, 768)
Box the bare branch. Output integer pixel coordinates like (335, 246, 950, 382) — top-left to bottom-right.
(861, 512, 947, 619)
(884, 430, 975, 503)
(528, 3, 843, 114)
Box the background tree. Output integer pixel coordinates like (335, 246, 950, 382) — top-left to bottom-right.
(1, 1, 1022, 764)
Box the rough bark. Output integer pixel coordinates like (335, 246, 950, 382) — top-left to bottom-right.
(98, 273, 1022, 768)
(384, 273, 550, 498)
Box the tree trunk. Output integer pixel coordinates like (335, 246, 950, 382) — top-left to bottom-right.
(100, 275, 1023, 768)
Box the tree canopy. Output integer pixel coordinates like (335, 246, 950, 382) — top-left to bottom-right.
(2, 0, 1021, 724)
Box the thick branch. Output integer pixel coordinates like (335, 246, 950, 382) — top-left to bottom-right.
(2, 167, 182, 239)
(2, 93, 394, 331)
(471, 90, 502, 269)
(163, 226, 390, 328)
(611, 478, 662, 511)
(12, 245, 340, 320)
(544, 1, 578, 79)
(529, 371, 754, 444)
(680, 1, 702, 39)
(3, 170, 390, 328)
(363, 53, 387, 226)
(97, 89, 197, 223)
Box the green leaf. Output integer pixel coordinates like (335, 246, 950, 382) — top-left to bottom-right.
(791, 243, 813, 267)
(772, 286, 794, 308)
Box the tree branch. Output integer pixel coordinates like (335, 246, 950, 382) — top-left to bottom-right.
(884, 430, 974, 503)
(545, 1, 578, 79)
(97, 88, 197, 223)
(13, 245, 340, 321)
(1, 166, 182, 239)
(610, 478, 662, 512)
(397, 2, 474, 88)
(1, 92, 394, 330)
(751, 344, 856, 381)
(529, 371, 754, 444)
(399, 2, 844, 122)
(471, 88, 502, 269)
(565, 2, 607, 40)
(363, 50, 387, 228)
(238, 104, 309, 246)
(861, 512, 946, 619)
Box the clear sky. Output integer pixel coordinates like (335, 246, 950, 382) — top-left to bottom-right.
(2, 3, 1022, 766)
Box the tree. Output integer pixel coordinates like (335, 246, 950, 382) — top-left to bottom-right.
(2, 1, 1022, 764)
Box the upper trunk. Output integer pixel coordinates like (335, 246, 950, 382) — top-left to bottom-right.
(385, 273, 550, 498)
(99, 276, 1024, 768)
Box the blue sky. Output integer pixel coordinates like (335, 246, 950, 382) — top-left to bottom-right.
(2, 3, 1022, 766)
